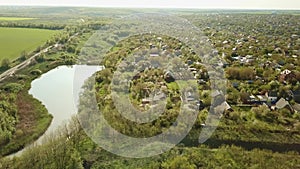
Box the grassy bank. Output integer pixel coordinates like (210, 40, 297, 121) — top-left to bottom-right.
(0, 91, 52, 156)
(0, 56, 69, 157)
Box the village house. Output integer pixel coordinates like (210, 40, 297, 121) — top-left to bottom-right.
(198, 79, 207, 85)
(291, 90, 300, 103)
(174, 50, 182, 56)
(214, 101, 233, 115)
(211, 90, 222, 98)
(249, 95, 257, 103)
(142, 92, 166, 105)
(292, 103, 300, 113)
(186, 91, 196, 102)
(149, 47, 159, 57)
(273, 98, 293, 112)
(266, 91, 278, 104)
(257, 95, 268, 102)
(279, 69, 295, 83)
(164, 71, 176, 83)
(232, 82, 239, 88)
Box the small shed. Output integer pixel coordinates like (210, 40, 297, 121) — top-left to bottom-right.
(275, 98, 290, 109)
(164, 71, 175, 83)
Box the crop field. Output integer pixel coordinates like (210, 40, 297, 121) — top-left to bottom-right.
(0, 27, 57, 60)
(0, 17, 36, 21)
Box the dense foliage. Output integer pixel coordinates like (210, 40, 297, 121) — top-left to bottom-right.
(1, 118, 299, 169)
(0, 8, 300, 168)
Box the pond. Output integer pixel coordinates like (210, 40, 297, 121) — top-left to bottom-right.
(12, 65, 103, 157)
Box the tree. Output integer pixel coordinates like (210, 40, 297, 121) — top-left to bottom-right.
(226, 67, 255, 80)
(269, 80, 279, 89)
(240, 92, 250, 104)
(19, 51, 28, 61)
(35, 54, 45, 63)
(1, 58, 10, 69)
(226, 87, 239, 104)
(67, 45, 76, 53)
(162, 156, 196, 169)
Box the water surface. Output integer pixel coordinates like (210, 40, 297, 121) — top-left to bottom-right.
(11, 65, 102, 157)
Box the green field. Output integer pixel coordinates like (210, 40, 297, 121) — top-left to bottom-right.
(0, 27, 57, 61)
(0, 17, 36, 21)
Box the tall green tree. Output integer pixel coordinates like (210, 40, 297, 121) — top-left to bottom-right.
(1, 58, 10, 69)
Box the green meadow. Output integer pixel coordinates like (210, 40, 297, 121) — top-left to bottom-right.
(0, 27, 57, 61)
(0, 17, 36, 21)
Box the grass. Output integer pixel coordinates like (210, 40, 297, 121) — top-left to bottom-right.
(0, 17, 36, 21)
(0, 27, 57, 61)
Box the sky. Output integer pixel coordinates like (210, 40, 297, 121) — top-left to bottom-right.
(0, 0, 300, 10)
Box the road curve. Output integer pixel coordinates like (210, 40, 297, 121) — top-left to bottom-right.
(0, 33, 79, 82)
(0, 45, 54, 82)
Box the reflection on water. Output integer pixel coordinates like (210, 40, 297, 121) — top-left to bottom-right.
(11, 65, 102, 157)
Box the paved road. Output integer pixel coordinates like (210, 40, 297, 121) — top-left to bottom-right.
(0, 46, 54, 82)
(0, 33, 79, 82)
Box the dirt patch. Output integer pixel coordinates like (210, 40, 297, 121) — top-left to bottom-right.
(15, 92, 36, 134)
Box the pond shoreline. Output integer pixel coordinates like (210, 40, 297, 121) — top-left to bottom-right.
(3, 64, 102, 158)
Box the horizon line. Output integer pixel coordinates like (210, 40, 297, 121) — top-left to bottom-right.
(0, 5, 299, 11)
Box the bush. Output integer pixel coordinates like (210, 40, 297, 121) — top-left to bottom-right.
(1, 58, 10, 69)
(2, 83, 23, 93)
(226, 67, 256, 80)
(30, 69, 42, 75)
